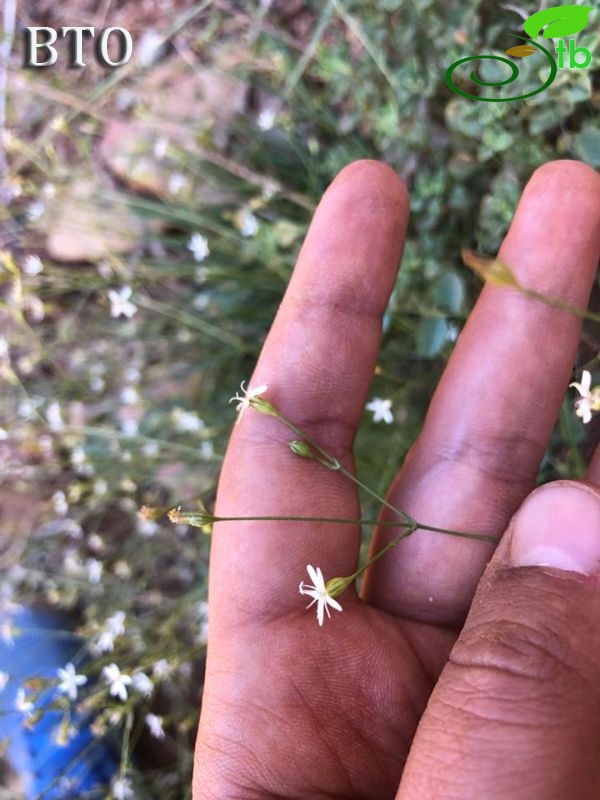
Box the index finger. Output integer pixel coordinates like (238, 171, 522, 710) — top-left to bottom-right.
(208, 160, 409, 627)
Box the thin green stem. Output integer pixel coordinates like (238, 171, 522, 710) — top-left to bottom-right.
(463, 251, 600, 324)
(212, 513, 408, 527)
(174, 510, 497, 544)
(559, 401, 585, 479)
(242, 398, 498, 545)
(276, 412, 413, 524)
(415, 521, 496, 543)
(348, 529, 414, 582)
(520, 287, 600, 323)
(120, 711, 134, 781)
(213, 513, 496, 542)
(342, 520, 495, 590)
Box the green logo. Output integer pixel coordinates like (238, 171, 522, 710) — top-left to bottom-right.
(446, 4, 593, 102)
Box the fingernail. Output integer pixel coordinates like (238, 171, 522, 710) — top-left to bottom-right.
(509, 482, 600, 575)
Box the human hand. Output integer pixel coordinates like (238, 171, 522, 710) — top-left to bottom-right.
(193, 159, 600, 799)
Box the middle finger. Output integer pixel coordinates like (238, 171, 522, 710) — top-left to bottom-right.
(362, 160, 600, 626)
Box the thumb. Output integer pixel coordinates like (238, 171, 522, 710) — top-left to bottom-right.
(399, 480, 600, 800)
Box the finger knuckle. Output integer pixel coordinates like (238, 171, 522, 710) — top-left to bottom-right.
(447, 569, 596, 714)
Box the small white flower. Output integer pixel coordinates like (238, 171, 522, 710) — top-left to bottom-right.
(57, 662, 87, 701)
(145, 712, 165, 739)
(237, 208, 259, 237)
(17, 355, 34, 374)
(71, 446, 86, 467)
(154, 136, 169, 160)
(63, 551, 82, 577)
(95, 610, 126, 653)
(137, 518, 158, 538)
(570, 370, 600, 425)
(93, 479, 108, 497)
(446, 322, 460, 343)
(90, 375, 105, 393)
(257, 108, 276, 131)
(168, 173, 186, 195)
(120, 386, 140, 405)
(23, 255, 44, 275)
(298, 564, 343, 627)
(132, 671, 153, 697)
(0, 671, 9, 692)
(115, 88, 136, 111)
(54, 722, 77, 746)
(114, 560, 132, 580)
(112, 777, 134, 800)
(24, 295, 45, 322)
(85, 558, 103, 584)
(88, 533, 104, 551)
(46, 401, 64, 432)
(18, 398, 35, 419)
(366, 397, 394, 424)
(124, 365, 141, 383)
(200, 440, 214, 461)
(27, 200, 45, 222)
(96, 631, 116, 653)
(108, 286, 138, 319)
(15, 687, 34, 717)
(142, 441, 160, 457)
(121, 418, 139, 437)
(188, 233, 210, 262)
(262, 181, 277, 201)
(6, 178, 22, 199)
(172, 408, 205, 433)
(102, 663, 132, 702)
(52, 490, 68, 516)
(97, 261, 113, 279)
(106, 611, 126, 635)
(136, 29, 164, 67)
(229, 381, 268, 423)
(152, 659, 171, 679)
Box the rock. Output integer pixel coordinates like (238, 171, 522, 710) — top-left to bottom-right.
(42, 178, 143, 262)
(99, 119, 238, 204)
(98, 48, 249, 202)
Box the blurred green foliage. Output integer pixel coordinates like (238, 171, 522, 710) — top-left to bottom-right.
(1, 0, 598, 796)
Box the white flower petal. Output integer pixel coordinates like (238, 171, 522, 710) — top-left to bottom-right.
(249, 384, 268, 398)
(581, 370, 592, 393)
(316, 600, 325, 627)
(306, 564, 319, 586)
(326, 596, 343, 613)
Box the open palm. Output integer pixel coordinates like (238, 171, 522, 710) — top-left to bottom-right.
(193, 160, 600, 800)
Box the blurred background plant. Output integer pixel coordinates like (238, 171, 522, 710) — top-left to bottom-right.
(0, 0, 598, 797)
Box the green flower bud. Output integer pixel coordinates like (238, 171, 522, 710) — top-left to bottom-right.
(168, 503, 214, 533)
(288, 440, 314, 458)
(250, 396, 279, 417)
(462, 249, 521, 289)
(325, 575, 354, 598)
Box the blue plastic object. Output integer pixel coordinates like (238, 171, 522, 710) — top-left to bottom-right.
(0, 607, 118, 799)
